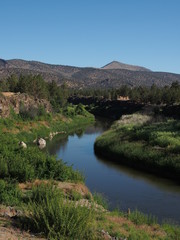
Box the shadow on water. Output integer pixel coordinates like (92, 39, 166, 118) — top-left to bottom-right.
(95, 154, 180, 194)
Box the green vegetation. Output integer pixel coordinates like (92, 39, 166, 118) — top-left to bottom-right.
(0, 140, 83, 182)
(72, 81, 180, 105)
(0, 74, 70, 110)
(0, 180, 22, 206)
(95, 113, 180, 181)
(0, 109, 94, 182)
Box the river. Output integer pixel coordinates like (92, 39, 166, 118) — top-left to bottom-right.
(47, 118, 180, 224)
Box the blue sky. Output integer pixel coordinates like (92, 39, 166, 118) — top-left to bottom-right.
(0, 0, 180, 73)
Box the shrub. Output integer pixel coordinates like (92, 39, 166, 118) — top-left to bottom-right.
(19, 104, 49, 121)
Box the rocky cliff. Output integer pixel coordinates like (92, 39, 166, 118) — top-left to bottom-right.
(0, 92, 52, 118)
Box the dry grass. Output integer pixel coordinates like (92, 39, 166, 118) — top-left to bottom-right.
(19, 179, 91, 198)
(1, 92, 15, 97)
(116, 113, 152, 126)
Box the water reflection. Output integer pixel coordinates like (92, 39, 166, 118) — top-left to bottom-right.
(96, 155, 180, 194)
(46, 135, 68, 156)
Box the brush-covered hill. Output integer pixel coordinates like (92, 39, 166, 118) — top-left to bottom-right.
(0, 58, 180, 88)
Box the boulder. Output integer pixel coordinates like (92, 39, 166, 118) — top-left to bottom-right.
(19, 141, 27, 149)
(37, 138, 46, 149)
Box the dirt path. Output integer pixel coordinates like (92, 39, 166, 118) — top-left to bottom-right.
(0, 206, 46, 240)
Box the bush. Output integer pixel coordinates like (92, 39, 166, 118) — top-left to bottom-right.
(19, 103, 49, 121)
(75, 103, 86, 115)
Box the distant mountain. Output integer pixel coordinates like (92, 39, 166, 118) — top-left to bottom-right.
(102, 61, 151, 72)
(0, 58, 180, 88)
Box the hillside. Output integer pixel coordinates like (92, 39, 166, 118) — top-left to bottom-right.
(0, 58, 180, 88)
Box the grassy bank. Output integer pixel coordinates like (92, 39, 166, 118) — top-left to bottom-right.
(0, 106, 95, 183)
(0, 105, 95, 143)
(0, 107, 97, 239)
(95, 113, 180, 181)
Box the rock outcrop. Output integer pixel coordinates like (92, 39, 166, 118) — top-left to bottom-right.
(0, 92, 52, 118)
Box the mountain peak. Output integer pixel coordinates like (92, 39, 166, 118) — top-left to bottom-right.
(102, 61, 151, 72)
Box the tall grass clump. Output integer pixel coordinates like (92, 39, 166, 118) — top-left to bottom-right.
(26, 183, 96, 240)
(128, 209, 158, 226)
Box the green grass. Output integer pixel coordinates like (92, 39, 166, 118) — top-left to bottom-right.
(128, 209, 158, 226)
(95, 114, 180, 181)
(0, 179, 22, 206)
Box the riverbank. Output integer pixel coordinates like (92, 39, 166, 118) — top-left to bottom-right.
(95, 113, 180, 182)
(0, 112, 180, 239)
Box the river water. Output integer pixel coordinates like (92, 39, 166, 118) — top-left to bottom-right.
(47, 119, 180, 224)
